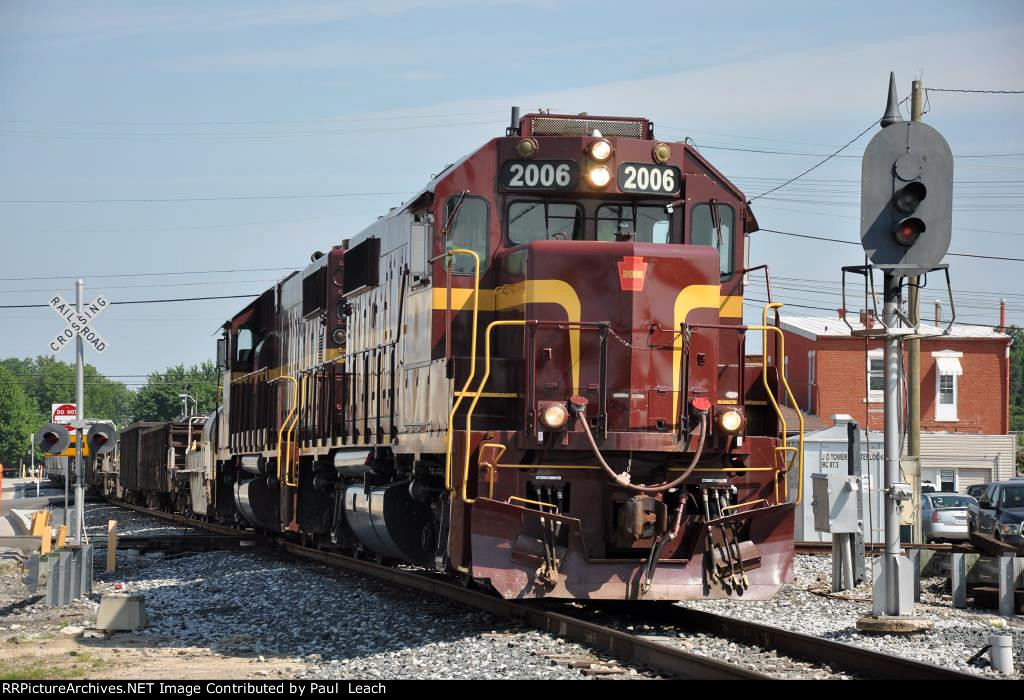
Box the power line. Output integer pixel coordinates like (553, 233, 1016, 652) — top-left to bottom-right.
(0, 278, 277, 295)
(926, 88, 1024, 95)
(0, 293, 256, 309)
(743, 298, 1016, 332)
(748, 119, 881, 201)
(0, 110, 501, 127)
(0, 191, 406, 205)
(758, 228, 1024, 262)
(0, 267, 295, 282)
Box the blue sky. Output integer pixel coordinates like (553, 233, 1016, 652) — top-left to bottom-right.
(1, 0, 1022, 383)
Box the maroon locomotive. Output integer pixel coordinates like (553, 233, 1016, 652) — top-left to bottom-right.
(202, 110, 804, 600)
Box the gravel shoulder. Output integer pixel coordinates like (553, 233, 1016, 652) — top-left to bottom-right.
(679, 554, 1023, 679)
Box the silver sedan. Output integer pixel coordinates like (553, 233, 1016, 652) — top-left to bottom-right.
(922, 492, 976, 543)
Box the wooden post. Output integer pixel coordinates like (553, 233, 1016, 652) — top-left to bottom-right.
(106, 519, 117, 573)
(56, 525, 67, 549)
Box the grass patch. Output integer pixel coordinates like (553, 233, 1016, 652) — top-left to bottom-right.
(0, 658, 85, 680)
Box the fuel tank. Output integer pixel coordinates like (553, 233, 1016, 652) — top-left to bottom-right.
(342, 482, 435, 566)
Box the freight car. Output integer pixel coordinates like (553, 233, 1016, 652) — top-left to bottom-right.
(118, 419, 206, 511)
(127, 110, 806, 601)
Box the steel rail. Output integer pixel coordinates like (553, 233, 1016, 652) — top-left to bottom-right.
(106, 499, 766, 679)
(795, 541, 953, 555)
(656, 605, 983, 681)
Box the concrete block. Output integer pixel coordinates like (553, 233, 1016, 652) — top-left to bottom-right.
(96, 593, 147, 631)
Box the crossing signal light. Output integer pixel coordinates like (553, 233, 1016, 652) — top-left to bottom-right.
(86, 423, 118, 455)
(36, 423, 70, 455)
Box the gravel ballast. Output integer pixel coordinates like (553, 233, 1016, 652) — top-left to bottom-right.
(679, 553, 1023, 679)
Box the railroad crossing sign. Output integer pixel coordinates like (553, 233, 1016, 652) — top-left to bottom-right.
(48, 293, 109, 353)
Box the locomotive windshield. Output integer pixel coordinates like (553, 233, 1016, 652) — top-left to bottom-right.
(596, 204, 670, 243)
(508, 201, 584, 244)
(506, 200, 672, 244)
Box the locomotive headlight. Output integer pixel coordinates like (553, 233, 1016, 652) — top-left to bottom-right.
(589, 139, 612, 162)
(718, 409, 743, 434)
(332, 328, 345, 345)
(540, 403, 570, 431)
(586, 165, 611, 189)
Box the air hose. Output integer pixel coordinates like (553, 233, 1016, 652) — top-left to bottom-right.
(574, 406, 708, 494)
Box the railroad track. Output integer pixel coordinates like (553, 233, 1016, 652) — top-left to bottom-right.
(105, 499, 984, 681)
(795, 541, 953, 555)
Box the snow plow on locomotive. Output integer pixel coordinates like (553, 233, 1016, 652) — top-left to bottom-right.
(123, 110, 807, 601)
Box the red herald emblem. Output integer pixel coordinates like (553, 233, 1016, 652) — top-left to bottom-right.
(617, 256, 648, 292)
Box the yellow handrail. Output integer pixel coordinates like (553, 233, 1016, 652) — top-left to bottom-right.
(749, 302, 805, 505)
(275, 374, 298, 485)
(283, 373, 308, 488)
(507, 496, 560, 513)
(478, 442, 507, 499)
(462, 320, 526, 504)
(443, 248, 481, 494)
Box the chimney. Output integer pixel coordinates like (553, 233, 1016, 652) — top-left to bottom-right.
(859, 308, 875, 329)
(934, 300, 942, 325)
(999, 298, 1006, 332)
(838, 308, 846, 320)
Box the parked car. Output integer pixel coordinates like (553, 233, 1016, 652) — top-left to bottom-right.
(922, 492, 975, 543)
(968, 481, 1024, 551)
(920, 481, 938, 494)
(965, 483, 989, 500)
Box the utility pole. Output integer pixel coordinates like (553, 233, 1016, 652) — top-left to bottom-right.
(73, 278, 85, 545)
(907, 78, 924, 544)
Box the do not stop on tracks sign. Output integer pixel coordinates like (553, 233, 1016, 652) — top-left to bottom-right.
(51, 403, 77, 424)
(48, 293, 109, 353)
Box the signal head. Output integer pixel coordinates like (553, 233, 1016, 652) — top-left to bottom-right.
(86, 422, 118, 455)
(36, 423, 70, 454)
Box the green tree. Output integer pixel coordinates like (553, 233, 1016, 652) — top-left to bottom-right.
(131, 362, 220, 422)
(0, 366, 41, 469)
(0, 356, 133, 427)
(1009, 326, 1023, 433)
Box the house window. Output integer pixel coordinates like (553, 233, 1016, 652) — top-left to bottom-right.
(932, 350, 962, 422)
(940, 469, 956, 492)
(867, 349, 883, 402)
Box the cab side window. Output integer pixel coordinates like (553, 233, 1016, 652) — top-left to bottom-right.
(691, 202, 735, 279)
(445, 196, 490, 275)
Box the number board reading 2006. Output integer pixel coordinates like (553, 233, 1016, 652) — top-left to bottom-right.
(617, 163, 681, 195)
(500, 160, 578, 191)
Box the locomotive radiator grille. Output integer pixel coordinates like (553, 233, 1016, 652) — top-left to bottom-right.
(530, 117, 647, 139)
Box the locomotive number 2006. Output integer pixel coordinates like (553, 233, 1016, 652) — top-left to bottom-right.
(500, 160, 578, 191)
(617, 163, 681, 195)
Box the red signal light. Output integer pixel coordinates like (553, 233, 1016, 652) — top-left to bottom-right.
(893, 217, 925, 246)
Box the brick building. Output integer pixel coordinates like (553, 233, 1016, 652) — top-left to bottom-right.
(770, 312, 1011, 435)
